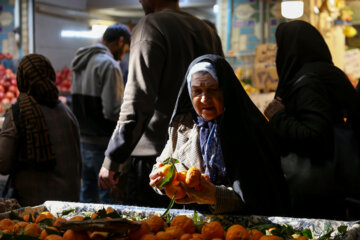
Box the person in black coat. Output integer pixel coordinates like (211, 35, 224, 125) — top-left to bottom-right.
(265, 20, 360, 219)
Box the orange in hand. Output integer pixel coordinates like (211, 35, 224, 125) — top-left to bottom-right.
(185, 167, 201, 188)
(165, 180, 187, 200)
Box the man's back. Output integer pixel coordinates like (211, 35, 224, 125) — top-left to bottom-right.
(106, 10, 224, 161)
(71, 43, 123, 143)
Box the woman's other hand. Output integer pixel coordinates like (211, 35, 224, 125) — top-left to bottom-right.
(176, 175, 216, 205)
(264, 97, 285, 120)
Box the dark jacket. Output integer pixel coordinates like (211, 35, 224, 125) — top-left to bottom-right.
(104, 10, 224, 169)
(270, 20, 360, 219)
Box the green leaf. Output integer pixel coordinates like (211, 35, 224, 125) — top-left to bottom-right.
(38, 218, 54, 229)
(162, 157, 179, 165)
(249, 223, 279, 234)
(193, 210, 200, 224)
(160, 164, 175, 188)
(107, 211, 122, 219)
(301, 228, 313, 239)
(161, 196, 175, 220)
(45, 227, 59, 235)
(28, 214, 33, 223)
(318, 223, 334, 240)
(9, 211, 23, 221)
(61, 209, 75, 216)
(337, 225, 348, 234)
(97, 208, 108, 219)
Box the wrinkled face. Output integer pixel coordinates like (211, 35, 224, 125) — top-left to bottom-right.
(191, 72, 224, 121)
(139, 0, 156, 15)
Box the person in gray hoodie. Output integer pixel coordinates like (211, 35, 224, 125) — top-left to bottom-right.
(71, 23, 131, 203)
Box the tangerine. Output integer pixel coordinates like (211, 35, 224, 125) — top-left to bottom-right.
(45, 235, 62, 240)
(170, 215, 196, 234)
(23, 223, 42, 237)
(144, 215, 167, 233)
(177, 171, 188, 183)
(0, 218, 14, 231)
(165, 226, 185, 240)
(62, 229, 90, 240)
(128, 221, 151, 240)
(140, 233, 159, 240)
(185, 167, 201, 188)
(69, 215, 85, 221)
(179, 233, 193, 240)
(156, 231, 173, 240)
(53, 217, 67, 227)
(225, 224, 249, 240)
(23, 214, 36, 222)
(158, 164, 178, 187)
(165, 180, 187, 200)
(14, 221, 29, 233)
(36, 212, 56, 223)
(297, 237, 309, 240)
(259, 236, 281, 240)
(192, 233, 204, 240)
(201, 222, 224, 240)
(249, 229, 263, 240)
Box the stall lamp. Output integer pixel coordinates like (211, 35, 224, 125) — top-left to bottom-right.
(281, 0, 304, 19)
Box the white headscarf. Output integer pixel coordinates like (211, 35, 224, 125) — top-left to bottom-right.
(186, 61, 218, 97)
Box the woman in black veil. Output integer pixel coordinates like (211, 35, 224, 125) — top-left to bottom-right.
(150, 54, 289, 215)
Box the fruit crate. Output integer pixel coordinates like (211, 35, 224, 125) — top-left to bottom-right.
(0, 201, 359, 239)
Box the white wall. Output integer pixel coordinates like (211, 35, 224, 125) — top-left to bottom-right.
(36, 0, 87, 10)
(34, 12, 98, 71)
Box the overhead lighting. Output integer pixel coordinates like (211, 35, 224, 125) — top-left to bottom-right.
(61, 25, 107, 39)
(213, 4, 219, 14)
(281, 0, 304, 19)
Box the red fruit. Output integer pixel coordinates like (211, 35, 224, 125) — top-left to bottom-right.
(2, 80, 10, 90)
(0, 85, 4, 93)
(5, 91, 14, 100)
(8, 85, 17, 93)
(10, 79, 17, 86)
(0, 92, 4, 101)
(2, 98, 10, 104)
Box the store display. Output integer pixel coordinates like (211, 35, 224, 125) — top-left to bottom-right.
(55, 67, 72, 93)
(0, 201, 358, 240)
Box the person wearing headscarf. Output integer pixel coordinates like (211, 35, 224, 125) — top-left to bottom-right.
(264, 20, 360, 219)
(149, 54, 289, 215)
(0, 54, 81, 206)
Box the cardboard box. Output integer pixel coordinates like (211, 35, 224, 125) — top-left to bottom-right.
(253, 43, 279, 91)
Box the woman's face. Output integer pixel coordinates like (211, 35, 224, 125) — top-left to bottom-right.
(191, 72, 224, 121)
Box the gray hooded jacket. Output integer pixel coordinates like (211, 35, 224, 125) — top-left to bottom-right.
(71, 43, 124, 146)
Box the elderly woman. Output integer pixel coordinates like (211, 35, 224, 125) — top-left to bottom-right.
(150, 54, 289, 215)
(0, 54, 81, 206)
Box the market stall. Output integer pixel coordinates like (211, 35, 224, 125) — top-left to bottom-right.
(0, 200, 359, 240)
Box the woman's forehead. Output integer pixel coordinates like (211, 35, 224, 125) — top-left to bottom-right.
(190, 72, 218, 86)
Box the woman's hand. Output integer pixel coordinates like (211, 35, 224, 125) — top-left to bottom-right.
(264, 97, 285, 120)
(175, 176, 216, 205)
(149, 168, 163, 188)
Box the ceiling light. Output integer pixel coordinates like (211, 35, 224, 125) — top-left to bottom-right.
(281, 0, 304, 19)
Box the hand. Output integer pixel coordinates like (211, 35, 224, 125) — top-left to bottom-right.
(98, 167, 119, 189)
(264, 97, 285, 120)
(149, 168, 163, 188)
(175, 176, 216, 205)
